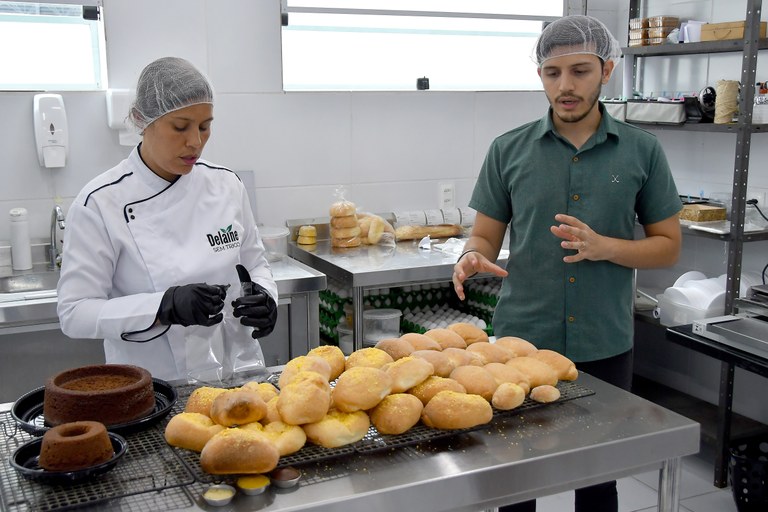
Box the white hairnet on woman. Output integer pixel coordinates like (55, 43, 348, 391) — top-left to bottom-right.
(534, 15, 622, 67)
(129, 56, 214, 131)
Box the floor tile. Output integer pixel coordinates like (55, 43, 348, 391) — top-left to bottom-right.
(681, 489, 738, 512)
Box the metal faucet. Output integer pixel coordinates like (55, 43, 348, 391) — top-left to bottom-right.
(49, 205, 66, 270)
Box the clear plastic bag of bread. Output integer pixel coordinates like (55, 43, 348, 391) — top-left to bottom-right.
(357, 211, 395, 247)
(328, 186, 395, 248)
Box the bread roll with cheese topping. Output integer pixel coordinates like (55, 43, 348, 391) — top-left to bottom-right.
(409, 375, 466, 406)
(277, 371, 331, 425)
(164, 412, 225, 452)
(332, 366, 392, 412)
(184, 386, 227, 417)
(370, 393, 423, 435)
(257, 420, 307, 456)
(303, 409, 370, 448)
(200, 428, 279, 475)
(447, 322, 489, 345)
(240, 381, 279, 404)
(421, 390, 493, 430)
(345, 347, 394, 370)
(279, 355, 332, 388)
(307, 345, 346, 380)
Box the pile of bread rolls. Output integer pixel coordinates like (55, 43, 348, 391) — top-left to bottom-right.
(164, 324, 577, 475)
(328, 200, 395, 247)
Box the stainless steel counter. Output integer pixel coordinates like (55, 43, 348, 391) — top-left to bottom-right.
(0, 373, 700, 512)
(289, 240, 508, 348)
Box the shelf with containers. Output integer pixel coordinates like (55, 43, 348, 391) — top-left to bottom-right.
(624, 0, 768, 314)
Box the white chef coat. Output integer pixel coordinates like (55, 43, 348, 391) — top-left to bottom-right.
(57, 146, 278, 381)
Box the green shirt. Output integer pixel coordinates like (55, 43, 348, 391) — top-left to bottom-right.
(469, 104, 681, 362)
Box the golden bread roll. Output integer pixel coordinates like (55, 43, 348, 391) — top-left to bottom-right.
(330, 225, 362, 239)
(332, 236, 362, 248)
(330, 214, 358, 228)
(384, 356, 435, 393)
(332, 366, 392, 412)
(277, 371, 332, 425)
(394, 224, 463, 241)
(495, 336, 538, 356)
(307, 345, 346, 380)
(184, 386, 227, 416)
(297, 235, 317, 245)
(358, 215, 372, 237)
(164, 412, 225, 452)
(370, 393, 424, 435)
(210, 389, 267, 427)
(375, 337, 414, 360)
(483, 362, 531, 394)
(492, 382, 527, 410)
(449, 365, 498, 401)
(466, 342, 515, 364)
(200, 428, 279, 475)
(400, 332, 442, 351)
(529, 384, 561, 403)
(421, 390, 493, 430)
(442, 347, 483, 367)
(447, 322, 489, 345)
(505, 357, 558, 388)
(240, 381, 279, 404)
(345, 347, 394, 370)
(279, 355, 333, 388)
(410, 349, 455, 377)
(531, 349, 578, 381)
(329, 200, 357, 217)
(367, 216, 393, 244)
(263, 396, 282, 424)
(409, 375, 466, 406)
(303, 409, 370, 448)
(422, 328, 467, 350)
(258, 420, 307, 456)
(298, 225, 317, 237)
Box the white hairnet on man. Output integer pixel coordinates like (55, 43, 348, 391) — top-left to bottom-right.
(534, 15, 622, 67)
(129, 56, 214, 132)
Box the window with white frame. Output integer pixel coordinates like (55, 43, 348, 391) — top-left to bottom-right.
(281, 0, 565, 91)
(0, 0, 106, 91)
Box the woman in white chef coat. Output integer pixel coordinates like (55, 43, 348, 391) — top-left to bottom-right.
(57, 57, 278, 381)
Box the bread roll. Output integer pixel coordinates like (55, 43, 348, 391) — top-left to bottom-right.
(263, 396, 282, 424)
(483, 362, 531, 394)
(200, 428, 279, 475)
(278, 356, 332, 388)
(330, 200, 356, 217)
(332, 236, 362, 248)
(240, 381, 279, 404)
(410, 349, 455, 377)
(303, 409, 370, 448)
(394, 224, 463, 241)
(210, 389, 267, 427)
(421, 329, 467, 350)
(531, 349, 578, 381)
(184, 386, 227, 416)
(332, 366, 392, 412)
(409, 376, 466, 406)
(345, 347, 394, 370)
(164, 412, 225, 452)
(374, 337, 414, 360)
(330, 214, 358, 228)
(307, 345, 346, 380)
(449, 365, 498, 401)
(442, 347, 483, 368)
(258, 420, 307, 456)
(298, 225, 317, 237)
(529, 384, 561, 403)
(370, 394, 423, 435)
(491, 382, 526, 410)
(367, 216, 389, 244)
(330, 225, 362, 239)
(466, 342, 515, 364)
(505, 357, 558, 388)
(495, 336, 538, 357)
(400, 332, 442, 351)
(297, 235, 317, 245)
(447, 323, 489, 345)
(384, 356, 434, 393)
(421, 390, 493, 430)
(277, 371, 332, 425)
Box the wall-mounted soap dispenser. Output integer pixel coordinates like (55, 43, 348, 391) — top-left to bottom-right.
(33, 93, 68, 168)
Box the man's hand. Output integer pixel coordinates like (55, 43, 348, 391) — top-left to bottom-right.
(452, 250, 508, 301)
(550, 213, 604, 263)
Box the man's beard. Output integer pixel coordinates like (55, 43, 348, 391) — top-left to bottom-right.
(551, 84, 602, 124)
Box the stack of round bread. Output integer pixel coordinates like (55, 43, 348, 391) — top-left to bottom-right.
(329, 201, 361, 248)
(296, 225, 317, 245)
(164, 325, 578, 475)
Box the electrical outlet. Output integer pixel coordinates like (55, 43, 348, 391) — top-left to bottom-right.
(439, 182, 455, 209)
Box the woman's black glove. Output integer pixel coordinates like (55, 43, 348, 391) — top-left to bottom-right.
(157, 283, 228, 327)
(232, 264, 278, 338)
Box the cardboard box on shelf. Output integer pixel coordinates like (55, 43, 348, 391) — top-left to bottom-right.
(701, 21, 767, 41)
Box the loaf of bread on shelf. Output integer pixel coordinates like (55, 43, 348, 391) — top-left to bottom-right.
(199, 428, 280, 475)
(394, 224, 463, 241)
(421, 390, 493, 430)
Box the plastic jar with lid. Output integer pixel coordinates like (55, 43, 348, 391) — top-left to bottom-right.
(10, 208, 33, 270)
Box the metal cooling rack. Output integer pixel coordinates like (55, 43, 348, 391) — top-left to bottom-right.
(0, 411, 195, 512)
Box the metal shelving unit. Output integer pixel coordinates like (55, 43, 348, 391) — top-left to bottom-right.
(624, 0, 766, 314)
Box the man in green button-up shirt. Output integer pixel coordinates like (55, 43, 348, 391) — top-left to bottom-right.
(453, 15, 682, 512)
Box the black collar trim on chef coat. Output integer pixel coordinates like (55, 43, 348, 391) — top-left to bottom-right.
(122, 179, 176, 223)
(83, 172, 133, 208)
(121, 323, 171, 343)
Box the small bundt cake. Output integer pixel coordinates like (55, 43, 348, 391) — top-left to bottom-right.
(38, 421, 113, 471)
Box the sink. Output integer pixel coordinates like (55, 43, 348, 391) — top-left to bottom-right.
(0, 270, 60, 294)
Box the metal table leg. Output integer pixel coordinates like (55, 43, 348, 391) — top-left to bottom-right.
(715, 361, 735, 487)
(352, 286, 365, 351)
(658, 457, 682, 512)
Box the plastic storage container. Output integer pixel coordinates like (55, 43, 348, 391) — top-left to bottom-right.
(729, 436, 768, 511)
(363, 308, 402, 344)
(657, 294, 721, 327)
(336, 324, 353, 355)
(10, 207, 33, 271)
(259, 226, 289, 262)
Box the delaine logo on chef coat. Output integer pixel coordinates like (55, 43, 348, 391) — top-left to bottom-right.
(207, 224, 240, 252)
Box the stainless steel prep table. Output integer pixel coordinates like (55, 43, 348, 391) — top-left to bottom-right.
(289, 240, 508, 348)
(0, 373, 699, 512)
